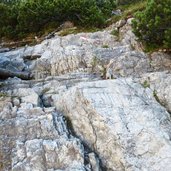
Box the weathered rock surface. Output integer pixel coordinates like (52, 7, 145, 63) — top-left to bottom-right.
(149, 52, 171, 71)
(1, 20, 171, 171)
(0, 88, 100, 171)
(0, 22, 153, 80)
(1, 22, 170, 81)
(140, 71, 171, 113)
(54, 78, 171, 171)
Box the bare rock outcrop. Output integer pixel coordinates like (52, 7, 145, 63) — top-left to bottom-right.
(1, 19, 171, 171)
(0, 87, 100, 171)
(0, 22, 153, 80)
(53, 78, 171, 171)
(140, 71, 171, 113)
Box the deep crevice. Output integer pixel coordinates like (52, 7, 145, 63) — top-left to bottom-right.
(62, 114, 108, 171)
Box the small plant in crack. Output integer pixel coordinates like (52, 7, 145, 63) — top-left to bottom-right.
(153, 90, 169, 112)
(100, 65, 106, 79)
(130, 43, 135, 50)
(42, 87, 51, 94)
(0, 82, 5, 88)
(142, 80, 150, 89)
(0, 92, 9, 97)
(91, 56, 99, 72)
(153, 90, 160, 103)
(102, 44, 109, 48)
(111, 29, 119, 40)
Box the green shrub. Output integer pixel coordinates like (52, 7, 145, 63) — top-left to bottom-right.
(132, 0, 171, 49)
(0, 2, 18, 38)
(116, 0, 143, 5)
(0, 0, 116, 39)
(111, 29, 119, 40)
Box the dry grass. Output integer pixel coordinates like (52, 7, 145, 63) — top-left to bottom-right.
(58, 27, 101, 37)
(108, 0, 147, 25)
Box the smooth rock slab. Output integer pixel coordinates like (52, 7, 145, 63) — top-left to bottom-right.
(54, 79, 171, 171)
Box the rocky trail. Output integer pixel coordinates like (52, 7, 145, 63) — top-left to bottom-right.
(1, 20, 171, 171)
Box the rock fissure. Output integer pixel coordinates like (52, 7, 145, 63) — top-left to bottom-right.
(87, 112, 98, 150)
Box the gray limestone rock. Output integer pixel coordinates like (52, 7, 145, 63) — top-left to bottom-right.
(0, 22, 156, 80)
(0, 19, 171, 171)
(0, 89, 98, 171)
(140, 71, 171, 113)
(54, 79, 171, 171)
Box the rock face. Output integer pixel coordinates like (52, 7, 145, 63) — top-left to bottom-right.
(54, 79, 171, 171)
(149, 52, 171, 71)
(0, 22, 151, 80)
(1, 20, 171, 171)
(140, 71, 171, 113)
(0, 89, 99, 171)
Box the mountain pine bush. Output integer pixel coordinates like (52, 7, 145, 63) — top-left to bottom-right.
(0, 0, 116, 39)
(132, 0, 171, 49)
(116, 0, 143, 5)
